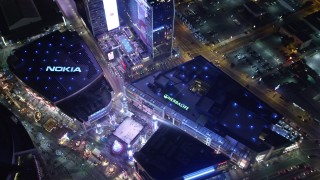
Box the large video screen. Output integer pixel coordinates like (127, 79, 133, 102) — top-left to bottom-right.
(103, 0, 120, 31)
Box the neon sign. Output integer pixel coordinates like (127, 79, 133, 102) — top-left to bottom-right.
(163, 94, 189, 110)
(183, 166, 215, 180)
(46, 66, 81, 72)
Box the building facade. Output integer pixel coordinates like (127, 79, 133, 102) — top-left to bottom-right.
(134, 125, 229, 180)
(126, 56, 294, 169)
(84, 0, 120, 37)
(7, 31, 113, 122)
(127, 0, 174, 60)
(0, 0, 42, 31)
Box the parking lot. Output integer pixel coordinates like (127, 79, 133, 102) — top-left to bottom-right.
(177, 0, 248, 44)
(305, 51, 320, 75)
(176, 0, 296, 44)
(227, 33, 286, 78)
(264, 0, 293, 17)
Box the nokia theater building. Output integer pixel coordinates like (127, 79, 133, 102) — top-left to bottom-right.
(7, 31, 113, 122)
(126, 56, 292, 168)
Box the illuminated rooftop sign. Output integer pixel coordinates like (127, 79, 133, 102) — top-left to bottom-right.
(46, 66, 81, 73)
(163, 94, 189, 110)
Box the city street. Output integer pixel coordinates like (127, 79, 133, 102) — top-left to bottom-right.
(55, 0, 124, 94)
(174, 4, 320, 141)
(0, 72, 157, 179)
(1, 0, 320, 179)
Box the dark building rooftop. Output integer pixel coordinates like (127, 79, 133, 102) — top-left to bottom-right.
(134, 125, 229, 180)
(260, 129, 291, 148)
(0, 0, 41, 30)
(0, 0, 61, 40)
(0, 104, 39, 180)
(283, 20, 314, 42)
(243, 1, 265, 17)
(56, 75, 112, 122)
(278, 60, 320, 122)
(131, 56, 286, 152)
(304, 11, 320, 31)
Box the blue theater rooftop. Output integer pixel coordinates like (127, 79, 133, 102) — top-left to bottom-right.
(8, 31, 113, 122)
(8, 31, 102, 103)
(131, 56, 287, 152)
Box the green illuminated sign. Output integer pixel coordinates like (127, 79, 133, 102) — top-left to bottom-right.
(163, 94, 189, 111)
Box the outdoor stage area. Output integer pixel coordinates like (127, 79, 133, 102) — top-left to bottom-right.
(113, 118, 143, 144)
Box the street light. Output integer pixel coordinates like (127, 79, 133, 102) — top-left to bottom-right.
(1, 36, 7, 46)
(152, 115, 159, 131)
(152, 115, 157, 120)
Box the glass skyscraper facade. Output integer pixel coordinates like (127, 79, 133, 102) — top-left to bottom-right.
(84, 0, 120, 37)
(127, 0, 174, 60)
(150, 0, 174, 49)
(128, 0, 153, 55)
(84, 0, 108, 37)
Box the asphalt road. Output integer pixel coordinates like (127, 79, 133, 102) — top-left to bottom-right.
(174, 4, 320, 140)
(55, 0, 124, 94)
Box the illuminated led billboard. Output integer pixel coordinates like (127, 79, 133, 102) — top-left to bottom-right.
(107, 51, 114, 60)
(103, 0, 120, 31)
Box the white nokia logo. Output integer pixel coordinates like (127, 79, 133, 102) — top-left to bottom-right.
(46, 66, 81, 72)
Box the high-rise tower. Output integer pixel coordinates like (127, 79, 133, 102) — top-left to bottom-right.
(84, 0, 120, 37)
(127, 0, 174, 60)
